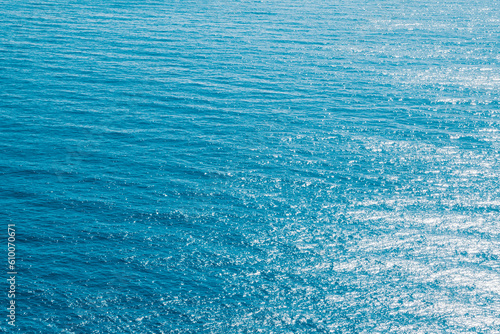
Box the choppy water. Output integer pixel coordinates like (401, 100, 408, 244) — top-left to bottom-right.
(1, 0, 500, 332)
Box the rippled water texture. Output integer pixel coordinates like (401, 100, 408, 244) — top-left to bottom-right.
(1, 0, 500, 332)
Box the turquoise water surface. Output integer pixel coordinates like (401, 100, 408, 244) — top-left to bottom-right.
(1, 0, 500, 332)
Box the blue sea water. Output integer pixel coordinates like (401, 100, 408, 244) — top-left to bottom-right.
(1, 0, 500, 332)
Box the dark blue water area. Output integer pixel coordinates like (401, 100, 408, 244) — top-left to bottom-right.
(1, 0, 500, 332)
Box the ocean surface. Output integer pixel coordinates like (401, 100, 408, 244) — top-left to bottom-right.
(1, 0, 500, 332)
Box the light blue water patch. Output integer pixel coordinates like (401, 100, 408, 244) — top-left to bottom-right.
(1, 0, 500, 332)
